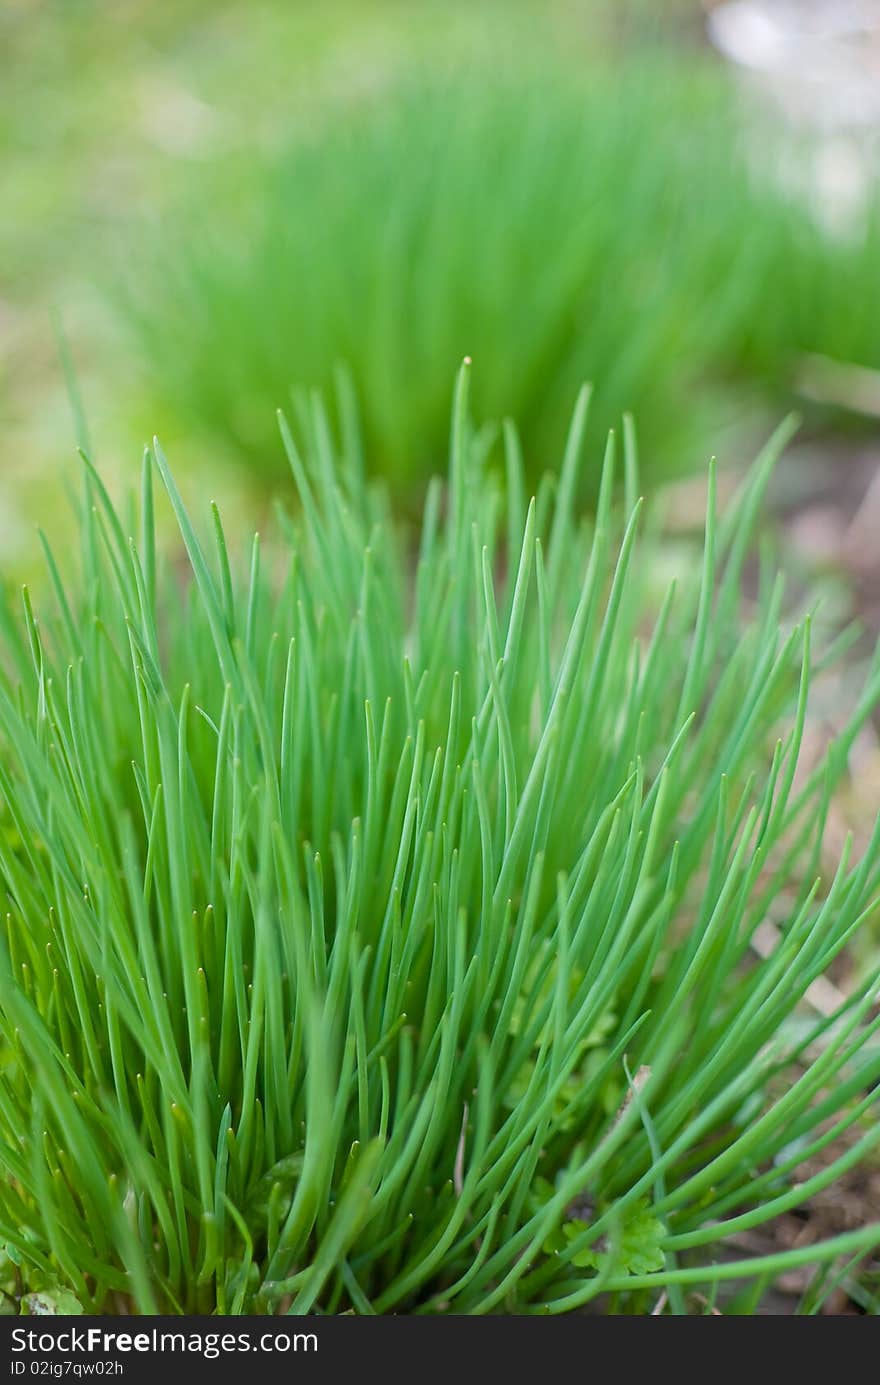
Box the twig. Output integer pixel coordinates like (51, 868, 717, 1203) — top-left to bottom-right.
(797, 354, 880, 420)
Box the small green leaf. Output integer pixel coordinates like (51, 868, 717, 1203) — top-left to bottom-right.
(21, 1286, 84, 1316)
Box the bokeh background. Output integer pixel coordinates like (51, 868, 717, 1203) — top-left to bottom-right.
(3, 1, 880, 535)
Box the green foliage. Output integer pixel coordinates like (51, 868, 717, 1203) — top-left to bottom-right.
(121, 64, 880, 499)
(0, 1244, 83, 1317)
(1, 370, 879, 1314)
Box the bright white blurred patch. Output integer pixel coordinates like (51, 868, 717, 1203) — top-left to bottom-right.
(709, 1, 880, 238)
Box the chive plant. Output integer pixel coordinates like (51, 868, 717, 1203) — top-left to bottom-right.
(1, 367, 880, 1315)
(121, 67, 880, 498)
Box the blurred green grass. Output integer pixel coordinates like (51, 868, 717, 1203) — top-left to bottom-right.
(2, 0, 635, 549)
(117, 58, 880, 501)
(2, 0, 880, 528)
